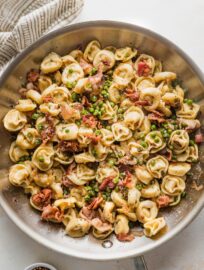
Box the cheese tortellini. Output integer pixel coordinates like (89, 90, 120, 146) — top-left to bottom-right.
(5, 40, 200, 242)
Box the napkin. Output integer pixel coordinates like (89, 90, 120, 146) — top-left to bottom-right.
(0, 0, 84, 75)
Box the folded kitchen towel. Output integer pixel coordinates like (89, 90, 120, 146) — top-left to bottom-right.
(0, 0, 84, 75)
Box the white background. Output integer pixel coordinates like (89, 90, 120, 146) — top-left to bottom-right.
(0, 0, 204, 269)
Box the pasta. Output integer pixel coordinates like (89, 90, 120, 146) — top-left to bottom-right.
(4, 40, 201, 242)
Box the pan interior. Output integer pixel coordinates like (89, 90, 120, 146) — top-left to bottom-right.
(0, 22, 204, 259)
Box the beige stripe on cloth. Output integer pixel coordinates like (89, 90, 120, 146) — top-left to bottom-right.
(0, 0, 84, 75)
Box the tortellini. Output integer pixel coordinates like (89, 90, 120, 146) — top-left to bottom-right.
(124, 106, 144, 130)
(93, 49, 115, 72)
(9, 141, 29, 162)
(136, 200, 158, 223)
(9, 162, 31, 187)
(5, 40, 200, 243)
(16, 126, 40, 149)
(112, 122, 132, 141)
(113, 63, 134, 86)
(62, 63, 84, 86)
(168, 130, 189, 154)
(56, 123, 78, 141)
(144, 217, 166, 237)
(3, 109, 27, 132)
(41, 52, 62, 73)
(146, 156, 169, 178)
(32, 144, 54, 171)
(15, 99, 37, 112)
(145, 131, 166, 153)
(161, 175, 185, 196)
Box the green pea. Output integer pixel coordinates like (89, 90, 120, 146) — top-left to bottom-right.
(91, 95, 97, 102)
(31, 113, 40, 120)
(189, 140, 195, 146)
(151, 124, 157, 131)
(187, 99, 193, 105)
(89, 107, 94, 113)
(38, 156, 44, 162)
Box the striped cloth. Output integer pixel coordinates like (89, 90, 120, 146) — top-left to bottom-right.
(0, 0, 84, 75)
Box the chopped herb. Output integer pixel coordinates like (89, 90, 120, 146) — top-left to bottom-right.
(95, 130, 101, 136)
(38, 156, 44, 162)
(71, 92, 80, 102)
(31, 113, 40, 120)
(189, 140, 195, 146)
(151, 124, 157, 131)
(37, 123, 43, 131)
(89, 67, 97, 76)
(181, 191, 187, 198)
(68, 68, 74, 74)
(35, 138, 42, 145)
(75, 120, 81, 126)
(113, 177, 119, 184)
(136, 183, 143, 191)
(65, 129, 70, 133)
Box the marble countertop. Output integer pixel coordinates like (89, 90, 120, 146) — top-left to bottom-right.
(0, 0, 204, 269)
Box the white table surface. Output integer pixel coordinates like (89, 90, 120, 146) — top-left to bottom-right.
(1, 0, 204, 269)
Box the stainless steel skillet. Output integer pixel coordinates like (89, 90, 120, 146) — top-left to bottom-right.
(0, 21, 204, 263)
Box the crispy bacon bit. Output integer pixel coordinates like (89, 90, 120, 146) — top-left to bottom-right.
(82, 114, 98, 128)
(137, 61, 151, 77)
(195, 133, 204, 144)
(119, 171, 133, 188)
(80, 206, 97, 220)
(41, 205, 63, 222)
(88, 64, 103, 88)
(116, 233, 135, 242)
(42, 95, 53, 103)
(134, 100, 150, 106)
(118, 155, 137, 166)
(191, 181, 204, 191)
(79, 58, 93, 74)
(85, 134, 101, 144)
(58, 140, 81, 153)
(19, 87, 28, 98)
(125, 88, 139, 102)
(62, 175, 78, 188)
(148, 113, 165, 123)
(99, 176, 115, 191)
(87, 196, 103, 210)
(27, 69, 40, 83)
(41, 125, 55, 144)
(82, 96, 92, 107)
(156, 195, 171, 208)
(32, 188, 52, 209)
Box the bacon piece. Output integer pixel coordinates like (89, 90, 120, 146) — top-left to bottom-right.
(116, 233, 135, 242)
(85, 134, 101, 144)
(82, 114, 98, 128)
(137, 61, 151, 77)
(27, 69, 40, 83)
(80, 206, 97, 220)
(88, 64, 103, 88)
(42, 95, 53, 103)
(125, 88, 139, 102)
(32, 188, 52, 210)
(118, 155, 137, 166)
(87, 196, 103, 210)
(99, 176, 115, 191)
(62, 175, 78, 188)
(119, 171, 133, 188)
(134, 100, 150, 106)
(19, 87, 28, 98)
(82, 96, 92, 108)
(60, 104, 80, 121)
(195, 133, 204, 144)
(148, 112, 165, 123)
(41, 205, 63, 222)
(41, 125, 55, 144)
(79, 58, 93, 74)
(156, 195, 171, 208)
(58, 140, 81, 152)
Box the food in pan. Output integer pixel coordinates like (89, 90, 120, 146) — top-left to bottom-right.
(3, 40, 201, 241)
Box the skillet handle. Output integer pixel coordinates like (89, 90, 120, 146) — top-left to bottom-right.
(133, 256, 148, 270)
